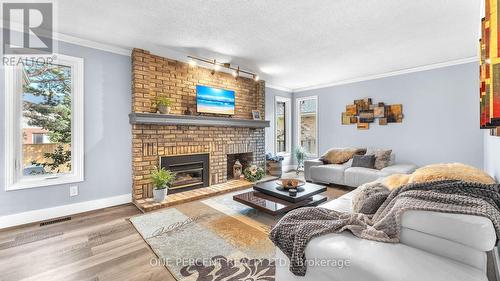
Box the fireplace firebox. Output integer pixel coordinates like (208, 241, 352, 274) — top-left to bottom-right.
(160, 153, 209, 194)
(227, 152, 253, 180)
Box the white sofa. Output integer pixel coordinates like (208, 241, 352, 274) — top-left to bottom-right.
(275, 185, 498, 281)
(305, 153, 417, 187)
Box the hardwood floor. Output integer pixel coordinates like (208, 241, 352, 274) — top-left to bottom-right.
(0, 204, 176, 281)
(0, 177, 349, 281)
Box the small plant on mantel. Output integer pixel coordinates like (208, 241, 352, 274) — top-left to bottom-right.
(156, 97, 173, 114)
(151, 167, 176, 202)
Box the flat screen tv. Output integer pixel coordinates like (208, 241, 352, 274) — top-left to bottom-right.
(196, 85, 235, 115)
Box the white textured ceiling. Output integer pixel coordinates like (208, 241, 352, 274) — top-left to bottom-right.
(52, 0, 480, 91)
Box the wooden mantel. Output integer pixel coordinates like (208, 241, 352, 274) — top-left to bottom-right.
(129, 113, 270, 128)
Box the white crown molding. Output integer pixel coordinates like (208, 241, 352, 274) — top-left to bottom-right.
(53, 32, 131, 56)
(293, 56, 479, 93)
(265, 83, 292, 93)
(1, 20, 131, 56)
(0, 193, 131, 229)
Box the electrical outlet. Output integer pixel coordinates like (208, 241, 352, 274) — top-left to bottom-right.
(69, 185, 78, 197)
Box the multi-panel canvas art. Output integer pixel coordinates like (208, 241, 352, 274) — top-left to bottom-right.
(341, 98, 403, 130)
(480, 0, 500, 131)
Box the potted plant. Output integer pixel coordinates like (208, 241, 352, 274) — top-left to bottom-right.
(295, 147, 306, 175)
(156, 97, 172, 114)
(151, 167, 176, 202)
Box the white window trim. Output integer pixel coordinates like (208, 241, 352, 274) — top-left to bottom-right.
(274, 96, 291, 157)
(4, 54, 84, 191)
(296, 96, 319, 157)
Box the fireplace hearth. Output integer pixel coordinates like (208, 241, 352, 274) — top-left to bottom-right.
(160, 153, 209, 194)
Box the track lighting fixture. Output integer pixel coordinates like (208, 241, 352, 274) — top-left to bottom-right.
(233, 66, 240, 80)
(187, 55, 259, 81)
(213, 60, 221, 71)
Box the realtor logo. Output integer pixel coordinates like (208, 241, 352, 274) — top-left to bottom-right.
(2, 2, 53, 54)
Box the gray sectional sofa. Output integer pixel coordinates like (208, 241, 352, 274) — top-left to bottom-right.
(305, 151, 417, 187)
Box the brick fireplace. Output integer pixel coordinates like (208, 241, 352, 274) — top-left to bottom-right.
(130, 49, 267, 208)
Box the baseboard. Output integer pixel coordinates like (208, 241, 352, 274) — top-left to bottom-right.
(0, 193, 132, 229)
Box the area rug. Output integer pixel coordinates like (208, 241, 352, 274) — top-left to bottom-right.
(130, 189, 278, 281)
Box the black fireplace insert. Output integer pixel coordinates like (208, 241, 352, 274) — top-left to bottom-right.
(160, 153, 209, 194)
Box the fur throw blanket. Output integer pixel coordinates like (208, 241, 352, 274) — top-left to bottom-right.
(269, 180, 500, 276)
(384, 163, 495, 190)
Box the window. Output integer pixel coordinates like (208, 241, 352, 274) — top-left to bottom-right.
(297, 96, 318, 156)
(4, 54, 84, 190)
(32, 133, 47, 144)
(275, 96, 291, 155)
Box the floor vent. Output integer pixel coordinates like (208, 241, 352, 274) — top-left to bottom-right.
(40, 216, 71, 226)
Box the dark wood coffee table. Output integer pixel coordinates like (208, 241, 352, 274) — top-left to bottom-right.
(233, 181, 327, 215)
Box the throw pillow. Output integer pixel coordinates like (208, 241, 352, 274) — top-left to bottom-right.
(320, 148, 367, 164)
(352, 182, 391, 215)
(383, 174, 410, 190)
(351, 155, 375, 169)
(408, 163, 496, 184)
(366, 149, 392, 170)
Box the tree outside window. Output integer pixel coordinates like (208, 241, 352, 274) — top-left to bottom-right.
(22, 62, 72, 175)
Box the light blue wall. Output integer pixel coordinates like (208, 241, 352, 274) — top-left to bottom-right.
(484, 132, 500, 181)
(293, 62, 483, 168)
(0, 40, 132, 216)
(265, 87, 294, 170)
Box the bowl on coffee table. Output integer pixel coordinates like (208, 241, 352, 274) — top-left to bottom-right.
(275, 178, 305, 193)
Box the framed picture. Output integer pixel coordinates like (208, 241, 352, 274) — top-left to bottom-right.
(379, 118, 388, 125)
(252, 110, 261, 120)
(480, 6, 500, 129)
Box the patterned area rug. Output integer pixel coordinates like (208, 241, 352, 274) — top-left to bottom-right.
(130, 189, 278, 280)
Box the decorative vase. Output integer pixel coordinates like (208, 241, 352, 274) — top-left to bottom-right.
(153, 187, 168, 202)
(233, 159, 243, 179)
(158, 105, 171, 114)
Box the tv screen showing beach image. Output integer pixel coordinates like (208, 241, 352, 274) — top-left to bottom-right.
(196, 85, 235, 115)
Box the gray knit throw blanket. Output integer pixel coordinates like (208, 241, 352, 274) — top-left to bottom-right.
(269, 180, 500, 276)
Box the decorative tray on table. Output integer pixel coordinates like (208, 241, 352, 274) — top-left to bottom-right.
(275, 178, 305, 192)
